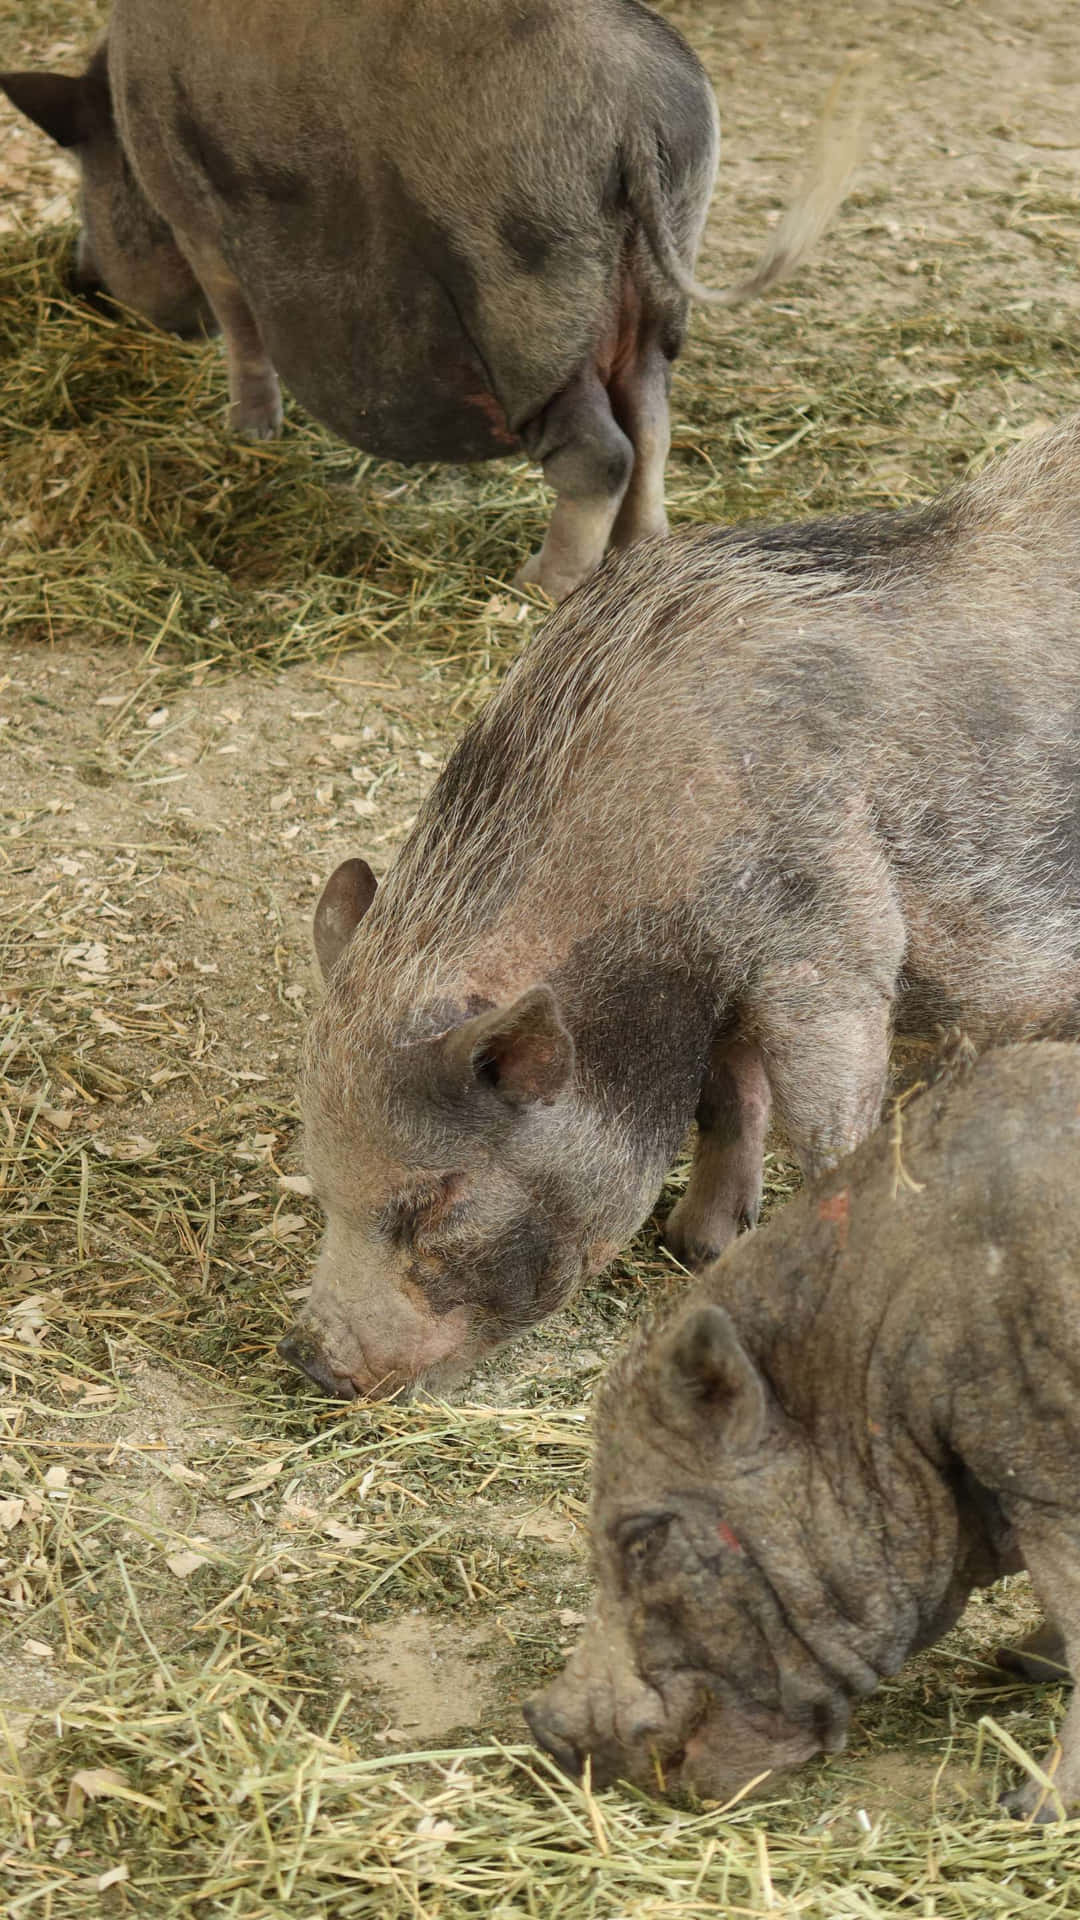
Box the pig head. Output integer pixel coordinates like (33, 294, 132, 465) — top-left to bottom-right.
(527, 1044, 1080, 1812)
(0, 46, 210, 335)
(527, 1303, 919, 1800)
(282, 860, 649, 1399)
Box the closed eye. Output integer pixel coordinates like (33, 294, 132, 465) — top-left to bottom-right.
(615, 1511, 674, 1581)
(379, 1176, 469, 1247)
(615, 1511, 674, 1551)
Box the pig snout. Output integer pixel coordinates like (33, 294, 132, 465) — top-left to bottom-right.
(524, 1634, 673, 1789)
(523, 1694, 586, 1782)
(276, 1328, 360, 1401)
(278, 1288, 475, 1401)
(525, 1684, 674, 1789)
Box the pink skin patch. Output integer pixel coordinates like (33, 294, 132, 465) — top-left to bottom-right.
(586, 1238, 621, 1276)
(817, 1187, 851, 1248)
(372, 1301, 473, 1386)
(716, 1520, 744, 1555)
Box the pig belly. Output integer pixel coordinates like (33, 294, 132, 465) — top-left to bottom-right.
(271, 314, 523, 463)
(239, 256, 530, 465)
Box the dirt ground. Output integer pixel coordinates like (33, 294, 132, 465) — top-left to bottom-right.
(3, 1, 1080, 1915)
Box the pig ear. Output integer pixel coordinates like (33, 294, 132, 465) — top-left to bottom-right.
(313, 857, 377, 981)
(665, 1304, 767, 1447)
(0, 71, 95, 147)
(435, 985, 574, 1108)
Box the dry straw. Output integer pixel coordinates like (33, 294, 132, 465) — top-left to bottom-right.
(4, 70, 1080, 1915)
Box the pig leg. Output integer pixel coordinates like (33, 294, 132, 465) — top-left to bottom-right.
(996, 1618, 1069, 1684)
(759, 988, 893, 1180)
(607, 339, 672, 549)
(514, 367, 632, 601)
(998, 1522, 1080, 1819)
(177, 237, 282, 438)
(663, 1038, 771, 1269)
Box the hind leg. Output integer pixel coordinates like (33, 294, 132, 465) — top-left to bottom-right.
(515, 366, 632, 601)
(608, 338, 672, 549)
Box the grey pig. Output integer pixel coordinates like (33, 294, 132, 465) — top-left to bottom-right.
(526, 1042, 1080, 1820)
(0, 2, 860, 599)
(286, 414, 1080, 1401)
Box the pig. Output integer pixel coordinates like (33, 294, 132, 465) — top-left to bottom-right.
(525, 1042, 1080, 1820)
(0, 3, 862, 600)
(285, 412, 1080, 1402)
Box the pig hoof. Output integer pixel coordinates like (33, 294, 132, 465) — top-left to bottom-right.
(661, 1229, 727, 1272)
(512, 552, 543, 586)
(661, 1201, 752, 1272)
(999, 1784, 1065, 1824)
(512, 552, 586, 603)
(995, 1623, 1069, 1685)
(229, 397, 283, 440)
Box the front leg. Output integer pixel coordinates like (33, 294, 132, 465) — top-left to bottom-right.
(177, 234, 282, 439)
(999, 1522, 1080, 1820)
(662, 1038, 771, 1270)
(996, 1618, 1069, 1684)
(752, 965, 897, 1185)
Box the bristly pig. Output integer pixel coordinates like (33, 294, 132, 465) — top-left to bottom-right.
(526, 1043, 1080, 1820)
(287, 414, 1080, 1401)
(0, 2, 862, 599)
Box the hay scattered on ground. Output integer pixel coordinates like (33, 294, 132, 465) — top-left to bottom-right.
(5, 0, 1080, 1908)
(3, 206, 1078, 692)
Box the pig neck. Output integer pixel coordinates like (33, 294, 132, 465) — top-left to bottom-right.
(718, 1242, 1011, 1693)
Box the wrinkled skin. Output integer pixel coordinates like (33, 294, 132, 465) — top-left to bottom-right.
(289, 417, 1080, 1401)
(528, 1045, 1080, 1820)
(2, 3, 860, 598)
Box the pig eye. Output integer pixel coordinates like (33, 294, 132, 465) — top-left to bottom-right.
(616, 1512, 672, 1575)
(381, 1175, 467, 1246)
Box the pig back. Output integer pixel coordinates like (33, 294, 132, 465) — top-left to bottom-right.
(711, 1043, 1080, 1505)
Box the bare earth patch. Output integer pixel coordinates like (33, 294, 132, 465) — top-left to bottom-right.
(358, 1616, 501, 1744)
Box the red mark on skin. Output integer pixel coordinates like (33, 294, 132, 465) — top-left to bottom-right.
(594, 268, 642, 385)
(717, 1521, 744, 1555)
(586, 1238, 620, 1276)
(817, 1188, 851, 1249)
(465, 379, 518, 448)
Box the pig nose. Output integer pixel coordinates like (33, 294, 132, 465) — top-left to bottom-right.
(624, 1702, 666, 1743)
(277, 1329, 358, 1400)
(523, 1697, 583, 1782)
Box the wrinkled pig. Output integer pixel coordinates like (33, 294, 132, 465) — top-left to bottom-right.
(287, 413, 1080, 1401)
(0, 2, 862, 599)
(526, 1043, 1080, 1819)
